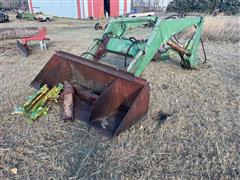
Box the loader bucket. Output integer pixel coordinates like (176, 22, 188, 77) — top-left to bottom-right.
(31, 51, 150, 138)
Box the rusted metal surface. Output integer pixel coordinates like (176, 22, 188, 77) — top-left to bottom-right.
(114, 84, 150, 137)
(0, 27, 39, 40)
(73, 84, 99, 103)
(167, 41, 191, 55)
(31, 51, 150, 138)
(62, 81, 74, 121)
(94, 36, 110, 61)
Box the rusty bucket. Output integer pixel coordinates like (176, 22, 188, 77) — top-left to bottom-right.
(31, 51, 150, 138)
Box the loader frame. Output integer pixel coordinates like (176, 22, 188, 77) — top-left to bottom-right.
(82, 16, 204, 76)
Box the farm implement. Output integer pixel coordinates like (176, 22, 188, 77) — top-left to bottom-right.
(28, 16, 204, 137)
(16, 27, 49, 57)
(94, 5, 109, 30)
(13, 83, 64, 124)
(0, 27, 39, 40)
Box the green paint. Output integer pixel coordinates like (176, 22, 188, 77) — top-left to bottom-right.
(82, 16, 204, 77)
(13, 83, 63, 122)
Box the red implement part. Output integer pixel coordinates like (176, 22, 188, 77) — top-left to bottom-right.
(62, 81, 75, 121)
(20, 27, 49, 45)
(31, 51, 150, 138)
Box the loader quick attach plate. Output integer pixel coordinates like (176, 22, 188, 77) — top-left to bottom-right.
(31, 51, 150, 138)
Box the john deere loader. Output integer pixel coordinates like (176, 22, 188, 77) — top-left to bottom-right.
(30, 16, 205, 138)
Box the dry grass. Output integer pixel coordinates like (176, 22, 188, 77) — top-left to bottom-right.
(180, 16, 240, 43)
(203, 16, 240, 43)
(0, 15, 240, 179)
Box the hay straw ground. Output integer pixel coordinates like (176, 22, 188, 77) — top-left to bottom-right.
(0, 15, 239, 179)
(203, 16, 240, 43)
(179, 15, 240, 43)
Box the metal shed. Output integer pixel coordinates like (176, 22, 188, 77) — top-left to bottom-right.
(28, 0, 131, 19)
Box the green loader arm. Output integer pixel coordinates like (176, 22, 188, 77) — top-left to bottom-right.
(129, 16, 204, 76)
(82, 16, 204, 77)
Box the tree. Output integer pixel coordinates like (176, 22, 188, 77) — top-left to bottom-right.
(166, 0, 240, 15)
(219, 0, 240, 15)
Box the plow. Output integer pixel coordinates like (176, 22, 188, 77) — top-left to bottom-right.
(26, 16, 205, 137)
(16, 27, 49, 57)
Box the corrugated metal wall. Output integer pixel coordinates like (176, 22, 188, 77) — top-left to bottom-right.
(29, 0, 78, 18)
(28, 0, 131, 19)
(110, 0, 131, 17)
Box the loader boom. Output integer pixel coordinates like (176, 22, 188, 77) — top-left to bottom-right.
(82, 16, 204, 76)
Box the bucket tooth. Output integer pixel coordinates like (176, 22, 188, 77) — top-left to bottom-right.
(31, 51, 150, 138)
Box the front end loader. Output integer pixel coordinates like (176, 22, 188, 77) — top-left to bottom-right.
(31, 16, 204, 137)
